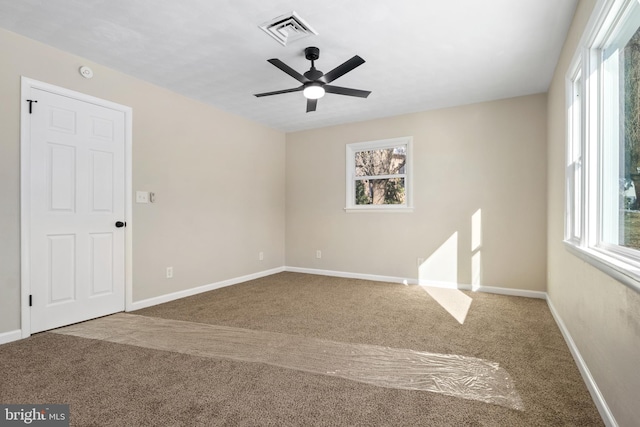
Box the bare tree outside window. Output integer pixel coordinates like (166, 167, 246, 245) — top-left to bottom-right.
(354, 146, 406, 205)
(622, 26, 640, 248)
(346, 137, 412, 211)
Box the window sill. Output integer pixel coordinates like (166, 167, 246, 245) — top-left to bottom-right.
(564, 241, 640, 294)
(344, 206, 414, 213)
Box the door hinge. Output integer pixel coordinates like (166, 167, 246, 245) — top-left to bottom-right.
(26, 99, 38, 114)
(29, 294, 32, 307)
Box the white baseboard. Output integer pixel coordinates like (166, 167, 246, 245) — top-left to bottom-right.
(0, 329, 22, 345)
(419, 280, 547, 299)
(547, 298, 618, 427)
(128, 267, 286, 311)
(285, 266, 419, 286)
(473, 284, 546, 299)
(129, 266, 546, 314)
(286, 266, 546, 299)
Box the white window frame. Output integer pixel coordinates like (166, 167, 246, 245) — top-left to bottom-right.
(345, 136, 413, 213)
(566, 63, 584, 245)
(564, 0, 640, 293)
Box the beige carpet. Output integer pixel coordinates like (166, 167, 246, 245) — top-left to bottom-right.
(52, 313, 524, 410)
(0, 272, 603, 426)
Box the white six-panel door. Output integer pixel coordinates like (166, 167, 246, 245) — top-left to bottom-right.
(28, 87, 126, 333)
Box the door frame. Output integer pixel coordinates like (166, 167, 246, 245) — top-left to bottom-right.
(20, 77, 134, 338)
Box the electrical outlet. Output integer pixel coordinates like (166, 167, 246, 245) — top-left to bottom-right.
(316, 250, 322, 259)
(136, 191, 149, 203)
(259, 251, 264, 261)
(166, 267, 173, 278)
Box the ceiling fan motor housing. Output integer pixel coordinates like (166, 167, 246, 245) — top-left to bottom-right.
(305, 46, 320, 61)
(304, 68, 323, 81)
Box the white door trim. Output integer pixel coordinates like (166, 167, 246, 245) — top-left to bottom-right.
(20, 77, 134, 338)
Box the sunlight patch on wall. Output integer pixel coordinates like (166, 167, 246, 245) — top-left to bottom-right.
(418, 232, 472, 323)
(471, 209, 482, 291)
(471, 209, 482, 252)
(419, 232, 458, 284)
(472, 252, 481, 289)
(418, 210, 483, 324)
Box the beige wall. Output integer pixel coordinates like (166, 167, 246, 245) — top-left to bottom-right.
(547, 0, 640, 425)
(0, 28, 286, 333)
(286, 94, 548, 290)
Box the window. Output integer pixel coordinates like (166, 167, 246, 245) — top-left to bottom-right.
(600, 7, 640, 252)
(566, 67, 583, 244)
(345, 137, 413, 212)
(565, 0, 640, 292)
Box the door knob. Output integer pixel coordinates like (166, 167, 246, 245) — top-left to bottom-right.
(115, 221, 126, 228)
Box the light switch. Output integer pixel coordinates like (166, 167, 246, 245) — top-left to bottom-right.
(136, 191, 149, 203)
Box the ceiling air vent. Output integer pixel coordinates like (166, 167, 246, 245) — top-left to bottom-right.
(259, 11, 318, 46)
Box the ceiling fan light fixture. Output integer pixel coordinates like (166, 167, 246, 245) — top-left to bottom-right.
(303, 83, 325, 99)
(254, 47, 370, 112)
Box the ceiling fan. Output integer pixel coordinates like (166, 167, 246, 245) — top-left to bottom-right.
(254, 46, 371, 113)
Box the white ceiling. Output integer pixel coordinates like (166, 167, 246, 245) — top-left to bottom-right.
(0, 0, 578, 132)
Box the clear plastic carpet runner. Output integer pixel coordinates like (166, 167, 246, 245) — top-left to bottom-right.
(53, 313, 523, 409)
